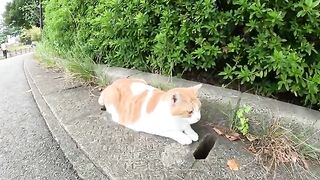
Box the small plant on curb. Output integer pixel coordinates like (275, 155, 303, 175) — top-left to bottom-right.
(220, 103, 320, 178)
(232, 105, 252, 136)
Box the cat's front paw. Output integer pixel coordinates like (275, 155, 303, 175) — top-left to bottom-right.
(188, 133, 199, 141)
(184, 127, 199, 141)
(176, 136, 192, 145)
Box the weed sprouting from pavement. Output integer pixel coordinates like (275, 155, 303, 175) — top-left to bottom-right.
(220, 102, 320, 179)
(35, 41, 101, 86)
(61, 47, 96, 84)
(248, 120, 320, 179)
(232, 105, 251, 135)
(94, 66, 111, 88)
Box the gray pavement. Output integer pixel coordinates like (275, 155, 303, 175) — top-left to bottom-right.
(0, 54, 79, 180)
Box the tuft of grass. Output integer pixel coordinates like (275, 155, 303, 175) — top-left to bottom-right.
(150, 81, 175, 91)
(220, 101, 320, 178)
(94, 65, 111, 88)
(250, 122, 303, 167)
(34, 42, 61, 69)
(61, 55, 95, 83)
(35, 41, 113, 91)
(59, 43, 96, 84)
(247, 120, 320, 179)
(36, 41, 97, 85)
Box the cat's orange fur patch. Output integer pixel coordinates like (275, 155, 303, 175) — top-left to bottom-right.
(101, 78, 201, 125)
(146, 89, 163, 113)
(124, 90, 148, 124)
(100, 78, 148, 125)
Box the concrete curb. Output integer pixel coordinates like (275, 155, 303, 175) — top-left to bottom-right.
(24, 53, 320, 180)
(24, 60, 108, 180)
(26, 57, 276, 179)
(96, 66, 320, 146)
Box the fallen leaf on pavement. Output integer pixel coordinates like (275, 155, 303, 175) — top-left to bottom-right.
(227, 159, 240, 171)
(213, 127, 225, 135)
(225, 132, 241, 141)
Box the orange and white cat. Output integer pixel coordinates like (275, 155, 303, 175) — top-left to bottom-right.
(98, 78, 202, 145)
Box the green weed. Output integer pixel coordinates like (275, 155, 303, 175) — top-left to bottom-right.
(94, 66, 111, 87)
(34, 41, 60, 69)
(35, 41, 96, 84)
(232, 105, 252, 135)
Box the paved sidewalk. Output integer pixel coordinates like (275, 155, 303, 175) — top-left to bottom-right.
(0, 54, 79, 180)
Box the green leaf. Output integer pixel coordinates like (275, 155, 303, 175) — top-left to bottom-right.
(305, 0, 313, 7)
(312, 0, 320, 7)
(297, 10, 306, 17)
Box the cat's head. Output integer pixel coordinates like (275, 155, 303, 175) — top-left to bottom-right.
(166, 84, 202, 124)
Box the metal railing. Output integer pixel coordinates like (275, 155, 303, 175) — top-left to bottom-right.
(0, 46, 35, 59)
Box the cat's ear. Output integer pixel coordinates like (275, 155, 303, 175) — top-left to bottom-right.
(171, 94, 179, 105)
(191, 84, 202, 94)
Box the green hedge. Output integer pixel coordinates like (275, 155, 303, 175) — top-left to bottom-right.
(43, 0, 320, 107)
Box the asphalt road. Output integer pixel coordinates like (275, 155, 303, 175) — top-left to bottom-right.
(0, 55, 79, 180)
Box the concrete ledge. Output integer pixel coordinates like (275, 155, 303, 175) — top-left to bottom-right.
(98, 66, 320, 146)
(25, 55, 320, 180)
(26, 58, 273, 179)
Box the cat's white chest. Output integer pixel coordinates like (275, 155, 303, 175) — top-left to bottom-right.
(128, 102, 187, 133)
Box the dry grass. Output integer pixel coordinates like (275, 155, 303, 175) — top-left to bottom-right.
(94, 66, 111, 88)
(247, 120, 320, 179)
(249, 126, 304, 167)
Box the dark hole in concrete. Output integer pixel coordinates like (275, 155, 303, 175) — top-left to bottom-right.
(193, 134, 216, 159)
